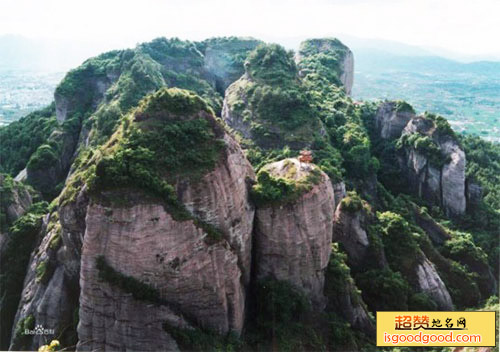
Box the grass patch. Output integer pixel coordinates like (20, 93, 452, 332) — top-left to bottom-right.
(35, 260, 50, 283)
(395, 100, 415, 114)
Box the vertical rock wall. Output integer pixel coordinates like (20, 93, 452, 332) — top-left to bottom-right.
(253, 159, 335, 308)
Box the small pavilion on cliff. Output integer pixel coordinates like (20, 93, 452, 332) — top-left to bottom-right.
(298, 150, 313, 163)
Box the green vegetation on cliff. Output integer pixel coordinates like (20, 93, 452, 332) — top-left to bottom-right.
(250, 161, 322, 206)
(0, 36, 258, 201)
(26, 143, 60, 170)
(298, 38, 349, 87)
(11, 314, 35, 350)
(297, 43, 379, 180)
(61, 88, 225, 244)
(246, 44, 297, 85)
(394, 100, 415, 114)
(396, 132, 449, 167)
(0, 174, 37, 232)
(0, 104, 57, 175)
(226, 44, 322, 149)
(92, 88, 224, 200)
(339, 191, 368, 213)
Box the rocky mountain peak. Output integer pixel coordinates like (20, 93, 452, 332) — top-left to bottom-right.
(296, 38, 354, 95)
(262, 157, 318, 181)
(253, 158, 335, 308)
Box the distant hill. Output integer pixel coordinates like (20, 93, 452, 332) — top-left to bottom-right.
(353, 48, 500, 74)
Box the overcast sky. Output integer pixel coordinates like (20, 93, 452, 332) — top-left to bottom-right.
(1, 0, 499, 58)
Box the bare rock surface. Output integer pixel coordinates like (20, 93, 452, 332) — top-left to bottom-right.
(466, 181, 482, 208)
(439, 139, 466, 216)
(332, 207, 369, 268)
(55, 76, 112, 124)
(77, 284, 185, 352)
(340, 50, 354, 95)
(375, 102, 415, 139)
(415, 256, 453, 310)
(78, 202, 245, 351)
(401, 118, 467, 217)
(332, 181, 346, 209)
(254, 158, 335, 308)
(221, 77, 258, 141)
(177, 134, 255, 283)
(373, 109, 468, 217)
(332, 205, 388, 270)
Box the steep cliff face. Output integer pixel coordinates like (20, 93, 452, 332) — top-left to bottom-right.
(332, 207, 369, 269)
(253, 158, 334, 308)
(23, 51, 126, 195)
(199, 37, 261, 94)
(0, 177, 43, 349)
(332, 181, 346, 209)
(9, 213, 79, 351)
(414, 256, 453, 310)
(374, 104, 467, 217)
(375, 101, 415, 139)
(3, 36, 498, 351)
(324, 241, 376, 336)
(74, 88, 255, 350)
(9, 87, 257, 351)
(399, 116, 466, 217)
(466, 180, 482, 209)
(412, 207, 451, 245)
(439, 138, 466, 217)
(55, 74, 113, 124)
(26, 129, 78, 193)
(332, 206, 375, 271)
(332, 195, 389, 272)
(78, 202, 243, 351)
(177, 134, 255, 283)
(339, 50, 354, 96)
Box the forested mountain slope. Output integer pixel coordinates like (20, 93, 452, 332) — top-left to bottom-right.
(0, 36, 498, 352)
